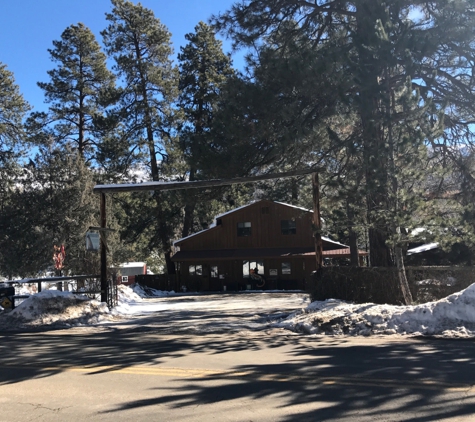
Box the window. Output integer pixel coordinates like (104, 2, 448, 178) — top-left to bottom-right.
(282, 262, 291, 275)
(281, 219, 296, 235)
(189, 264, 203, 276)
(237, 221, 252, 236)
(211, 266, 218, 278)
(243, 260, 264, 278)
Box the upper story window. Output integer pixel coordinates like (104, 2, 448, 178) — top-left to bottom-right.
(237, 222, 252, 237)
(281, 219, 296, 235)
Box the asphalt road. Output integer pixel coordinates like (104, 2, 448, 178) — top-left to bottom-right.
(1, 293, 475, 421)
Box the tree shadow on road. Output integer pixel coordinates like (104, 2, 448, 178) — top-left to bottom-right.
(2, 327, 473, 420)
(98, 337, 475, 421)
(2, 294, 475, 421)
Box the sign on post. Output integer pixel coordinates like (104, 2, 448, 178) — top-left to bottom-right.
(86, 232, 100, 251)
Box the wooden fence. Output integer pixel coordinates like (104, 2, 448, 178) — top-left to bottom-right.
(311, 266, 475, 305)
(135, 274, 178, 292)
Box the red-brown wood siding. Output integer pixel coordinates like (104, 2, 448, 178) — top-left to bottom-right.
(176, 200, 314, 251)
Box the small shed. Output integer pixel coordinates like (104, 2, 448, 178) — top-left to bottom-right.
(115, 262, 147, 285)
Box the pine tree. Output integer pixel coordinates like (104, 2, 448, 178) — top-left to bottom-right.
(0, 62, 30, 202)
(214, 0, 475, 259)
(0, 62, 30, 278)
(102, 0, 180, 273)
(177, 21, 235, 237)
(31, 23, 116, 162)
(0, 145, 98, 277)
(0, 62, 29, 158)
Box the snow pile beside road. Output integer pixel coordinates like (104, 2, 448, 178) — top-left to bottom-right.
(0, 284, 176, 330)
(275, 283, 475, 337)
(119, 284, 143, 303)
(112, 284, 148, 315)
(132, 283, 175, 298)
(2, 290, 114, 330)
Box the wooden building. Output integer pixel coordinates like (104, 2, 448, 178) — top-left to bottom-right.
(114, 262, 147, 285)
(172, 200, 366, 291)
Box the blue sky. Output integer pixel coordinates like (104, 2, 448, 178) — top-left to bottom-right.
(0, 0, 240, 113)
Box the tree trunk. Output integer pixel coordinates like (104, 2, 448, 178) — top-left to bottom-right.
(368, 228, 392, 267)
(181, 202, 195, 239)
(164, 250, 176, 276)
(356, 1, 393, 267)
(181, 168, 196, 239)
(395, 244, 412, 305)
(312, 173, 323, 269)
(347, 198, 359, 266)
(291, 178, 299, 205)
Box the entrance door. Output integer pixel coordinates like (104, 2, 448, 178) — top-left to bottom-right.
(242, 260, 264, 289)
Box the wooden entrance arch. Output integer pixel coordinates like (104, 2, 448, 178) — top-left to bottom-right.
(93, 167, 323, 305)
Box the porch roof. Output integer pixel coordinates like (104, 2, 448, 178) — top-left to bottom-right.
(171, 247, 367, 262)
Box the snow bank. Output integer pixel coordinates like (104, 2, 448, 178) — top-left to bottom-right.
(0, 284, 175, 330)
(2, 290, 112, 329)
(275, 283, 475, 337)
(119, 284, 143, 303)
(131, 283, 175, 298)
(3, 282, 475, 338)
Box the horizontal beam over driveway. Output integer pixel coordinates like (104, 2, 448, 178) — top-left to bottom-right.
(93, 167, 321, 194)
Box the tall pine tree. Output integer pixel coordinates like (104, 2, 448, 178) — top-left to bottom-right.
(178, 21, 235, 237)
(214, 0, 475, 264)
(0, 62, 30, 278)
(102, 0, 180, 273)
(31, 23, 116, 162)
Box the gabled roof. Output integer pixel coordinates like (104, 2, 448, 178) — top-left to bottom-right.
(407, 242, 439, 255)
(173, 200, 345, 248)
(211, 200, 311, 223)
(173, 200, 311, 245)
(114, 262, 146, 269)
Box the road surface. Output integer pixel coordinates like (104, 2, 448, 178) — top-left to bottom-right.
(1, 292, 475, 421)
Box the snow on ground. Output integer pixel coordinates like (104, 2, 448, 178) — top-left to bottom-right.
(2, 282, 475, 338)
(3, 290, 113, 329)
(276, 283, 475, 338)
(131, 283, 175, 299)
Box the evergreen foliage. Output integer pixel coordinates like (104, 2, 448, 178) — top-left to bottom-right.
(102, 0, 181, 273)
(177, 21, 235, 237)
(213, 0, 475, 265)
(0, 63, 30, 278)
(0, 146, 99, 277)
(2, 0, 475, 288)
(30, 23, 116, 162)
